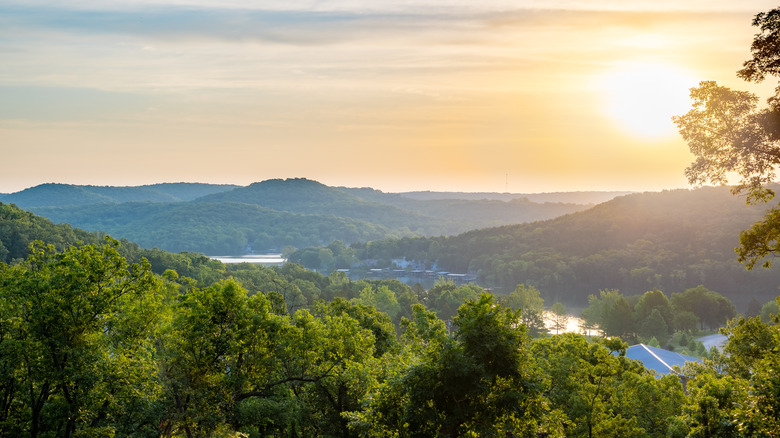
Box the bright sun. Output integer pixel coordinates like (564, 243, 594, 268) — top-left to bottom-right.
(599, 62, 697, 139)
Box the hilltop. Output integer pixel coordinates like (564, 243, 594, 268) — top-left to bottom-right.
(6, 178, 595, 254)
(0, 182, 239, 207)
(293, 186, 780, 307)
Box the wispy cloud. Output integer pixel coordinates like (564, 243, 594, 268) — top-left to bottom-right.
(3, 0, 775, 12)
(1, 5, 381, 44)
(0, 86, 152, 121)
(2, 0, 772, 45)
(0, 0, 776, 192)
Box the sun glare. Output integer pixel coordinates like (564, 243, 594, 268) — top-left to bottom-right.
(598, 62, 697, 139)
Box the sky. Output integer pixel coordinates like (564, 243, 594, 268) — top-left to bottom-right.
(1, 0, 779, 194)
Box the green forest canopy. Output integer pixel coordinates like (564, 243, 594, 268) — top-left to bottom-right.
(292, 186, 780, 308)
(1, 237, 779, 437)
(3, 179, 593, 255)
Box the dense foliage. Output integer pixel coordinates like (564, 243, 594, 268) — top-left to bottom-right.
(5, 179, 590, 255)
(34, 201, 395, 255)
(300, 187, 780, 306)
(0, 202, 102, 263)
(2, 238, 779, 437)
(673, 6, 780, 269)
(580, 287, 739, 351)
(0, 182, 239, 206)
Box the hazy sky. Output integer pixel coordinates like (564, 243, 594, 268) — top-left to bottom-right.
(2, 0, 779, 194)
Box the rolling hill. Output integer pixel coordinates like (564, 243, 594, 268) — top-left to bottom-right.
(0, 182, 238, 207)
(5, 182, 779, 308)
(329, 186, 780, 307)
(6, 179, 595, 253)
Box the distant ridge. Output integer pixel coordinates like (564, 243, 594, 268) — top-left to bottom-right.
(343, 185, 780, 305)
(11, 178, 594, 255)
(138, 182, 240, 201)
(400, 190, 634, 204)
(0, 182, 239, 207)
(194, 178, 455, 233)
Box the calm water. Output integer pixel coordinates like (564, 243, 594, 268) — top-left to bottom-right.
(209, 254, 286, 265)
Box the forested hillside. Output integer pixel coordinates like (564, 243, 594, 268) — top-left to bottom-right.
(194, 178, 457, 234)
(7, 178, 592, 254)
(398, 190, 633, 204)
(1, 218, 778, 437)
(0, 182, 238, 207)
(0, 202, 102, 263)
(32, 201, 396, 254)
(342, 185, 592, 227)
(300, 186, 780, 306)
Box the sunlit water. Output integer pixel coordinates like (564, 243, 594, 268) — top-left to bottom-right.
(209, 254, 286, 265)
(544, 312, 598, 336)
(203, 258, 597, 335)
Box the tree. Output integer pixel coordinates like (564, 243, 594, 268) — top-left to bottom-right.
(640, 308, 669, 343)
(669, 298, 780, 438)
(674, 311, 700, 333)
(532, 334, 685, 438)
(159, 278, 276, 437)
(761, 298, 779, 323)
(582, 289, 635, 339)
(352, 284, 402, 322)
(673, 7, 780, 268)
(399, 303, 448, 355)
(670, 362, 748, 438)
(502, 284, 547, 337)
(157, 280, 395, 438)
(0, 239, 168, 438)
(359, 294, 556, 437)
(671, 286, 736, 330)
(425, 279, 481, 322)
(634, 289, 673, 333)
(550, 302, 568, 335)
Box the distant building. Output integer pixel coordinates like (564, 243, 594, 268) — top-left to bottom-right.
(624, 344, 702, 376)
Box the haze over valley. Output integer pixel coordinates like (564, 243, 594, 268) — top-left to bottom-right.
(3, 179, 779, 312)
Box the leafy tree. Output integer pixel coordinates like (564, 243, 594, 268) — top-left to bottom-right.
(501, 283, 547, 337)
(761, 298, 779, 323)
(359, 294, 556, 437)
(673, 7, 780, 268)
(582, 289, 635, 339)
(159, 278, 276, 436)
(634, 289, 673, 333)
(673, 311, 700, 333)
(671, 286, 736, 330)
(157, 279, 395, 438)
(640, 308, 669, 343)
(532, 334, 684, 438)
(720, 314, 776, 379)
(294, 301, 389, 438)
(0, 239, 167, 438)
(424, 279, 482, 322)
(317, 297, 398, 359)
(352, 285, 402, 322)
(716, 304, 780, 436)
(399, 303, 448, 356)
(667, 299, 780, 437)
(669, 364, 744, 438)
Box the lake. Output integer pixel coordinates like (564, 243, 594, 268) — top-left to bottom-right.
(209, 254, 286, 265)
